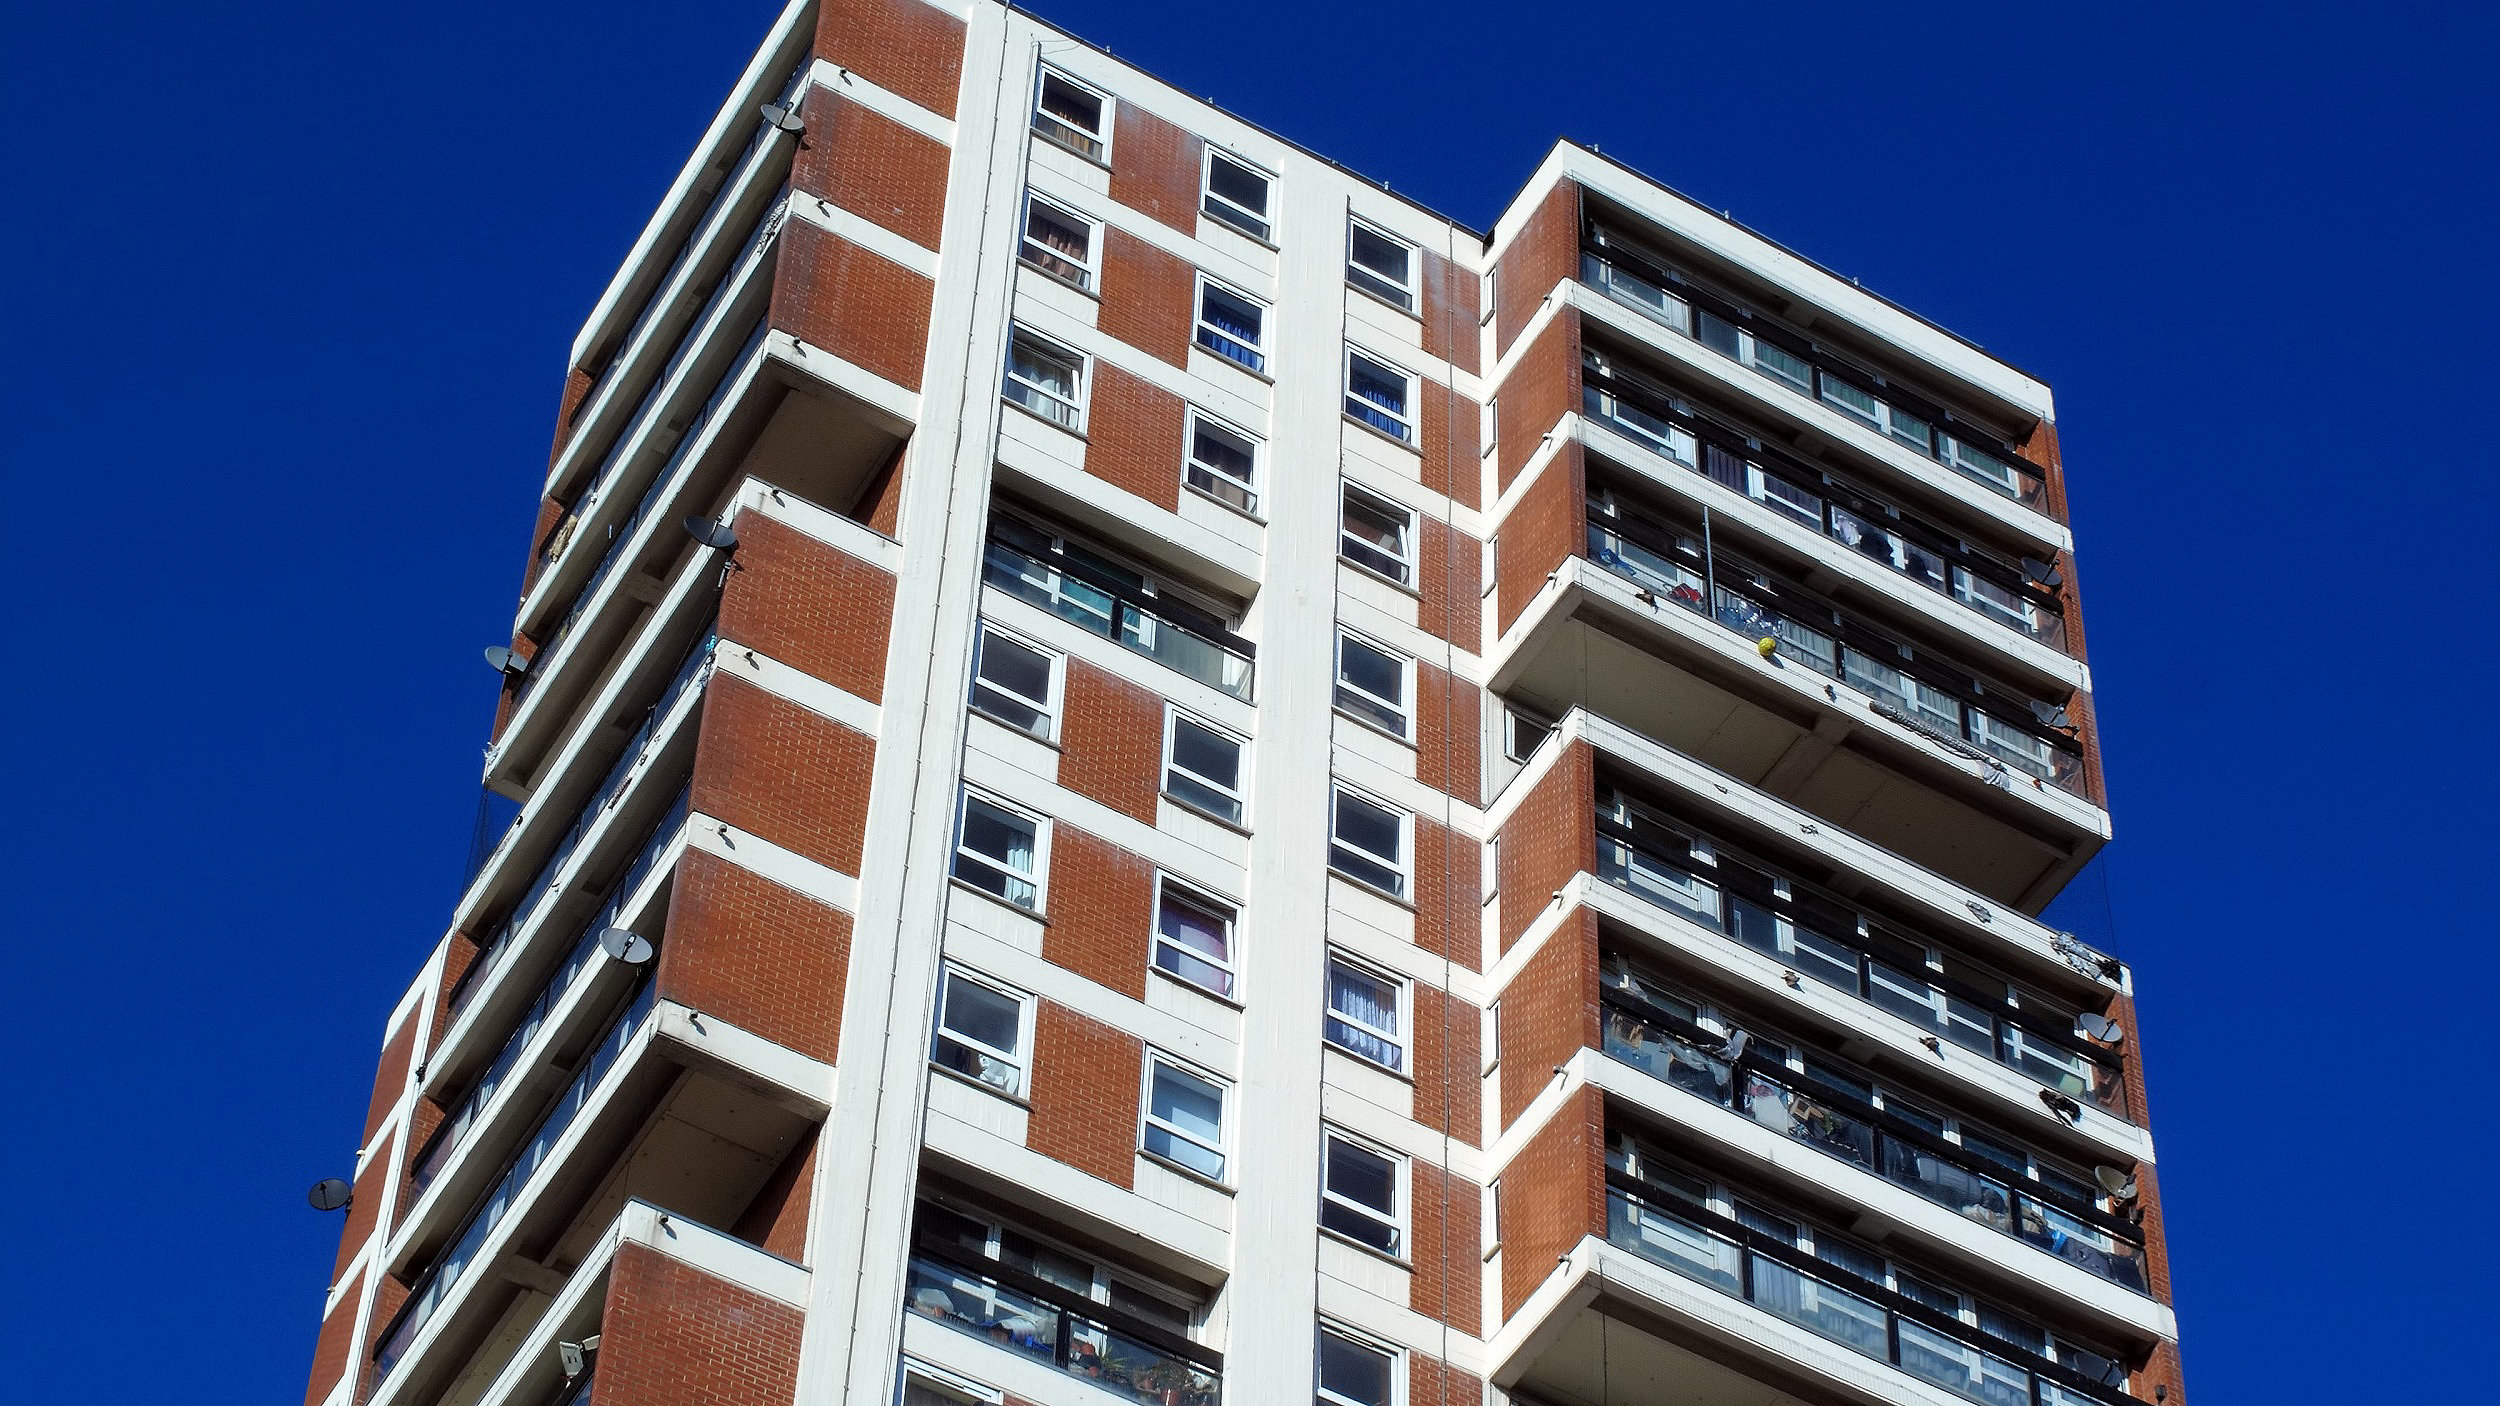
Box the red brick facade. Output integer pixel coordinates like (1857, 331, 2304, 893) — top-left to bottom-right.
(1409, 982, 1481, 1148)
(659, 849, 853, 1065)
(1418, 378, 1481, 510)
(1097, 228, 1195, 368)
(1082, 361, 1187, 511)
(1497, 741, 1597, 953)
(1407, 1161, 1482, 1335)
(689, 675, 875, 876)
(1413, 662, 1480, 804)
(719, 508, 896, 703)
(1039, 827, 1155, 1000)
(1494, 310, 1581, 494)
(1496, 909, 1599, 1128)
(1027, 1002, 1143, 1189)
(1108, 104, 1204, 235)
(1419, 247, 1481, 378)
(591, 1242, 804, 1406)
(769, 219, 934, 391)
(302, 1270, 363, 1406)
(814, 0, 966, 119)
(794, 91, 951, 251)
(1058, 659, 1166, 824)
(1494, 180, 1580, 356)
(1412, 815, 1481, 974)
(1416, 516, 1482, 651)
(1497, 1084, 1606, 1318)
(1495, 441, 1587, 635)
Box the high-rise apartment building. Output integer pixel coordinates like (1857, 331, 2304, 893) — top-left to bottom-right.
(297, 5, 2186, 1406)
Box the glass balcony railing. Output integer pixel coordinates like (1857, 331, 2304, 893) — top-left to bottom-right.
(1593, 790, 2129, 1119)
(905, 1255, 1221, 1406)
(1606, 1184, 2131, 1406)
(1583, 489, 2086, 796)
(1600, 996, 2148, 1294)
(1579, 240, 2049, 511)
(983, 516, 1253, 701)
(1580, 355, 2067, 655)
(376, 980, 659, 1381)
(415, 782, 692, 1191)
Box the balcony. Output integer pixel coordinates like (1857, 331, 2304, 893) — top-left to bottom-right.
(984, 512, 1254, 701)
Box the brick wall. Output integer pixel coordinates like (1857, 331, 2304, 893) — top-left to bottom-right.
(690, 675, 875, 876)
(1419, 248, 1480, 377)
(421, 933, 480, 1061)
(1082, 362, 1185, 511)
(659, 849, 853, 1065)
(1413, 662, 1480, 805)
(1026, 1002, 1142, 1189)
(1416, 517, 1481, 652)
(1040, 827, 1154, 1000)
(359, 1274, 411, 1403)
(519, 493, 571, 603)
(1409, 982, 1481, 1149)
(331, 1145, 392, 1284)
(1107, 104, 1203, 235)
(1494, 310, 1581, 494)
(1412, 816, 1481, 975)
(814, 0, 965, 119)
(793, 90, 950, 251)
(1408, 1347, 1486, 1406)
(1407, 1161, 1482, 1335)
(851, 440, 907, 537)
(1058, 659, 1165, 824)
(362, 1020, 415, 1146)
(769, 219, 934, 391)
(591, 1242, 804, 1406)
(1097, 228, 1195, 367)
(729, 1128, 818, 1264)
(548, 366, 598, 469)
(1496, 909, 1598, 1129)
(1494, 180, 1580, 356)
(719, 509, 896, 703)
(301, 1269, 363, 1406)
(1418, 378, 1482, 510)
(1496, 1084, 1605, 1319)
(1494, 442, 1586, 636)
(1496, 741, 1596, 953)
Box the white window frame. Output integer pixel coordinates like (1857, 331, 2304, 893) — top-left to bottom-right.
(1032, 66, 1112, 162)
(1162, 707, 1248, 826)
(952, 787, 1049, 911)
(969, 621, 1061, 741)
(1338, 483, 1416, 586)
(1183, 407, 1262, 516)
(1334, 630, 1413, 740)
(1316, 1323, 1402, 1406)
(901, 1363, 1003, 1406)
(1328, 785, 1411, 899)
(1502, 705, 1553, 763)
(1003, 325, 1088, 432)
(1151, 875, 1239, 999)
(1346, 218, 1418, 312)
(1193, 274, 1269, 374)
(1322, 951, 1408, 1074)
(1018, 192, 1101, 292)
(929, 963, 1035, 1098)
(1200, 146, 1274, 243)
(1319, 1129, 1408, 1258)
(1141, 1054, 1230, 1183)
(1344, 346, 1417, 444)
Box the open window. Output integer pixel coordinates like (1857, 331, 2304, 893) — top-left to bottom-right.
(1153, 878, 1237, 998)
(930, 965, 1033, 1097)
(1185, 408, 1260, 514)
(1004, 326, 1086, 431)
(969, 622, 1059, 739)
(1346, 219, 1417, 312)
(1019, 194, 1099, 292)
(1344, 347, 1416, 443)
(1202, 148, 1273, 241)
(1328, 786, 1408, 898)
(1032, 67, 1111, 160)
(953, 788, 1045, 910)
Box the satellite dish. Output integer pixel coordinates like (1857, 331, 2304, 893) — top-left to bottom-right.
(2021, 556, 2064, 590)
(2031, 699, 2073, 729)
(2074, 1013, 2124, 1044)
(484, 646, 529, 676)
(599, 927, 655, 965)
(759, 101, 806, 133)
(306, 1178, 352, 1212)
(682, 515, 739, 552)
(2093, 1165, 2139, 1200)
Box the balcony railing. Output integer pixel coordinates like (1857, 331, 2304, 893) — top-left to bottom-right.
(1593, 790, 2128, 1119)
(1600, 991, 2148, 1294)
(376, 979, 659, 1381)
(416, 782, 693, 1191)
(1579, 237, 2048, 512)
(983, 516, 1254, 701)
(905, 1254, 1220, 1405)
(1605, 1182, 2128, 1406)
(1580, 353, 2066, 654)
(1584, 488, 2085, 796)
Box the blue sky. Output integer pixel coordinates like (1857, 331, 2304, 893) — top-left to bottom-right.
(1, 1, 2488, 1401)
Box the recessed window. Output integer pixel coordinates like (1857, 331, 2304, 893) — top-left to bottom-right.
(970, 623, 1058, 739)
(1018, 194, 1098, 291)
(930, 966, 1031, 1097)
(1328, 786, 1407, 898)
(1195, 278, 1268, 373)
(1324, 954, 1405, 1072)
(1004, 326, 1086, 431)
(1165, 710, 1247, 825)
(1347, 220, 1417, 311)
(1316, 1326, 1397, 1406)
(1339, 485, 1415, 585)
(1185, 409, 1260, 514)
(953, 789, 1044, 910)
(1345, 348, 1415, 443)
(1143, 1057, 1228, 1180)
(1033, 68, 1110, 160)
(1202, 149, 1273, 242)
(1503, 705, 1553, 763)
(1153, 879, 1237, 998)
(1334, 632, 1411, 739)
(1320, 1133, 1405, 1255)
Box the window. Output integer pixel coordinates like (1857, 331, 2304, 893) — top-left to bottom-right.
(1153, 879, 1237, 997)
(1032, 68, 1109, 160)
(1334, 632, 1411, 738)
(931, 966, 1031, 1096)
(1185, 409, 1260, 514)
(1004, 327, 1085, 430)
(1503, 705, 1554, 763)
(1344, 348, 1415, 443)
(1328, 787, 1407, 898)
(1346, 220, 1417, 311)
(1338, 485, 1414, 585)
(1202, 149, 1273, 241)
(1018, 195, 1097, 291)
(970, 623, 1058, 738)
(953, 790, 1044, 910)
(1323, 955, 1405, 1072)
(1696, 307, 1811, 395)
(1143, 1057, 1228, 1180)
(1164, 711, 1247, 825)
(1320, 1133, 1404, 1255)
(1195, 278, 1268, 373)
(1316, 1326, 1397, 1406)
